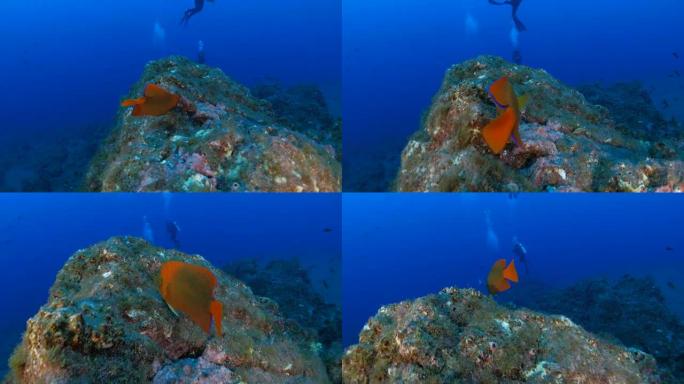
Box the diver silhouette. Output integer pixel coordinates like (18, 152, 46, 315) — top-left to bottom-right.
(488, 0, 527, 32)
(181, 0, 214, 26)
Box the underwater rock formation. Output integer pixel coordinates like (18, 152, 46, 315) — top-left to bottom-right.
(252, 82, 342, 160)
(3, 237, 331, 383)
(342, 287, 661, 383)
(396, 56, 684, 192)
(85, 56, 341, 192)
(502, 275, 684, 383)
(577, 82, 681, 143)
(223, 258, 342, 384)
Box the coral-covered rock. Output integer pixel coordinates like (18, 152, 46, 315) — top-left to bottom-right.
(85, 56, 340, 192)
(224, 258, 342, 383)
(396, 56, 684, 192)
(3, 237, 331, 383)
(252, 82, 342, 160)
(502, 275, 684, 383)
(342, 288, 661, 383)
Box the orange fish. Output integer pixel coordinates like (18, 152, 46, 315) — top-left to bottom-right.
(121, 84, 180, 117)
(159, 261, 223, 336)
(487, 259, 519, 294)
(481, 76, 529, 154)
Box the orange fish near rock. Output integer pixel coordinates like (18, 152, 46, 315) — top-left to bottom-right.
(121, 84, 180, 117)
(487, 259, 519, 294)
(159, 261, 223, 336)
(481, 76, 529, 154)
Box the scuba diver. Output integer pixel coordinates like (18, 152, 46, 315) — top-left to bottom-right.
(512, 236, 528, 274)
(181, 0, 214, 26)
(166, 220, 181, 249)
(488, 0, 526, 32)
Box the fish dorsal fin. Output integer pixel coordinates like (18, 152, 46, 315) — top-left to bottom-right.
(482, 107, 516, 154)
(489, 77, 513, 109)
(210, 300, 223, 337)
(517, 94, 529, 110)
(503, 260, 519, 283)
(144, 84, 172, 99)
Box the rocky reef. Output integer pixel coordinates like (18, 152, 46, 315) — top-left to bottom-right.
(501, 275, 684, 383)
(3, 237, 332, 383)
(342, 287, 661, 383)
(0, 123, 109, 192)
(85, 56, 341, 192)
(224, 258, 342, 383)
(252, 82, 342, 160)
(396, 56, 684, 192)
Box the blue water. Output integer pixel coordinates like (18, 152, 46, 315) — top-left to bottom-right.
(343, 0, 684, 190)
(342, 193, 684, 346)
(0, 193, 341, 375)
(0, 0, 340, 189)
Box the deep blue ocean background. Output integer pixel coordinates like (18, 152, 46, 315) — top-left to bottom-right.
(0, 0, 340, 190)
(343, 193, 684, 346)
(343, 0, 684, 190)
(0, 193, 341, 376)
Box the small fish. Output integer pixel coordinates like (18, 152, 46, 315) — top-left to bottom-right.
(667, 281, 676, 289)
(674, 52, 680, 59)
(487, 259, 519, 294)
(665, 245, 674, 251)
(674, 70, 681, 77)
(121, 84, 180, 117)
(323, 227, 333, 233)
(482, 77, 529, 154)
(159, 261, 223, 336)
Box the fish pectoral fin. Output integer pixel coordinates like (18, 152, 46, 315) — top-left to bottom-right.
(166, 302, 180, 317)
(518, 94, 529, 110)
(482, 107, 517, 154)
(503, 260, 519, 283)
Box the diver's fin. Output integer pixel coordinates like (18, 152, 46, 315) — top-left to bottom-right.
(514, 17, 527, 32)
(503, 260, 519, 283)
(210, 300, 223, 337)
(482, 107, 516, 154)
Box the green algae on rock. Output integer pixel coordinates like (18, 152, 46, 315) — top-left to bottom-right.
(3, 237, 331, 383)
(396, 56, 684, 192)
(85, 56, 341, 192)
(342, 288, 661, 383)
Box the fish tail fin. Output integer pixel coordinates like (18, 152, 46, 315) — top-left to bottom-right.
(512, 125, 523, 146)
(121, 97, 145, 107)
(482, 107, 516, 154)
(503, 260, 519, 283)
(210, 300, 223, 337)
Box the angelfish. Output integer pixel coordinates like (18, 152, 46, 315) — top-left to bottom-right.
(159, 261, 223, 336)
(481, 76, 529, 154)
(121, 84, 180, 117)
(487, 259, 519, 294)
